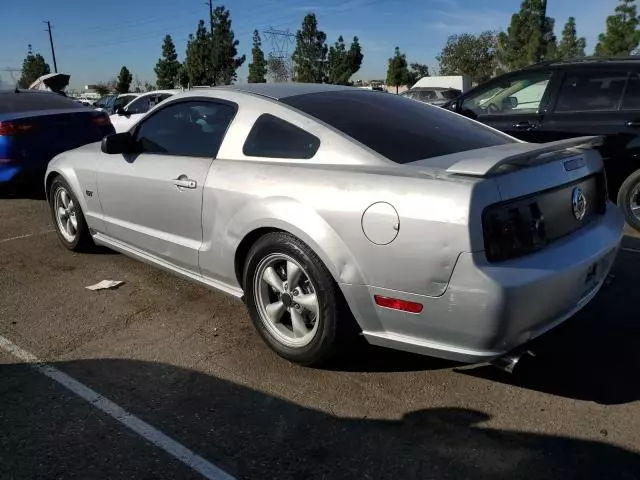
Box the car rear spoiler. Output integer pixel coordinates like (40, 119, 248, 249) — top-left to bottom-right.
(446, 136, 605, 177)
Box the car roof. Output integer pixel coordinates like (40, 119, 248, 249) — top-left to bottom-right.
(524, 56, 640, 70)
(213, 83, 355, 100)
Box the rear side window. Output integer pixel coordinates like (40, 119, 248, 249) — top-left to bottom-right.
(0, 91, 83, 114)
(555, 71, 627, 112)
(243, 114, 320, 159)
(281, 90, 514, 164)
(622, 73, 640, 110)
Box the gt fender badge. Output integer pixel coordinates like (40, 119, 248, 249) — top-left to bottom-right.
(86, 190, 93, 197)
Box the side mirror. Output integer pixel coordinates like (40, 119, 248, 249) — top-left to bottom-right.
(115, 107, 127, 116)
(505, 96, 518, 109)
(448, 101, 458, 111)
(101, 132, 137, 154)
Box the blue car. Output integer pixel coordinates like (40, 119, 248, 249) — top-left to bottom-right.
(0, 89, 115, 190)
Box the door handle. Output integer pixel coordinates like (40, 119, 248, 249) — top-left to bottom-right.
(626, 121, 640, 128)
(513, 121, 535, 130)
(174, 176, 197, 189)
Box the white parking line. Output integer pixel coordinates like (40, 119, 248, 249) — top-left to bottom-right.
(0, 230, 55, 244)
(0, 335, 235, 480)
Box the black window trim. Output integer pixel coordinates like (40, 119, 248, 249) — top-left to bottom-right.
(131, 96, 239, 159)
(242, 112, 321, 160)
(549, 68, 631, 114)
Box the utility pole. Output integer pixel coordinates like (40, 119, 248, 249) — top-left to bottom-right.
(206, 0, 215, 85)
(44, 21, 58, 72)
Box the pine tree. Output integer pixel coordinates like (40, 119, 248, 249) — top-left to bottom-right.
(386, 47, 409, 94)
(557, 17, 587, 58)
(116, 66, 133, 93)
(210, 6, 245, 85)
(17, 52, 50, 88)
(185, 20, 212, 86)
(497, 0, 558, 71)
(248, 30, 267, 83)
(292, 13, 327, 83)
(594, 0, 640, 56)
(154, 35, 181, 89)
(327, 36, 363, 85)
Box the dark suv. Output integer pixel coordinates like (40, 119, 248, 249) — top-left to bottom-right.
(443, 57, 640, 230)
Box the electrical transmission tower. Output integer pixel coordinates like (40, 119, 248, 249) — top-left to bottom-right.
(263, 27, 295, 82)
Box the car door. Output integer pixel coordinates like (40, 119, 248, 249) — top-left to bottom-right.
(541, 68, 640, 191)
(97, 98, 237, 273)
(455, 70, 557, 142)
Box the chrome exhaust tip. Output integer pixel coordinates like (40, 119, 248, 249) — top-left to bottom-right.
(491, 349, 535, 374)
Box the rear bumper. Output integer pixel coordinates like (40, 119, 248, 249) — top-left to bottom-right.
(341, 203, 624, 363)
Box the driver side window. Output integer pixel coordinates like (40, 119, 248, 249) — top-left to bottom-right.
(134, 100, 237, 157)
(461, 72, 552, 117)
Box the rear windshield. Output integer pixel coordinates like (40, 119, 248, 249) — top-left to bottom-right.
(281, 90, 514, 164)
(0, 91, 84, 114)
(441, 89, 461, 100)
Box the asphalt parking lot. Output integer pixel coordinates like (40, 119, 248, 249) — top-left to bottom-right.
(1, 196, 640, 480)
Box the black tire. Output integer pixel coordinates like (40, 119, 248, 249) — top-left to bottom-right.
(617, 169, 640, 232)
(243, 232, 345, 367)
(49, 176, 93, 251)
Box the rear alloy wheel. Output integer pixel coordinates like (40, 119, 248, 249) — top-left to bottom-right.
(617, 169, 640, 232)
(49, 177, 93, 251)
(243, 232, 341, 366)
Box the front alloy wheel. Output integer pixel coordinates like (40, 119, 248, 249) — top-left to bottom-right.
(49, 176, 92, 251)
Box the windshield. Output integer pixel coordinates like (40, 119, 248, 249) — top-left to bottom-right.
(282, 90, 515, 164)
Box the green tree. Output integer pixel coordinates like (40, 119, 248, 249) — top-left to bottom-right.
(116, 66, 133, 93)
(497, 0, 558, 71)
(327, 36, 363, 85)
(405, 62, 430, 87)
(248, 30, 267, 83)
(185, 20, 212, 86)
(292, 13, 328, 83)
(210, 6, 245, 85)
(386, 46, 409, 93)
(594, 0, 640, 56)
(437, 31, 497, 84)
(557, 17, 587, 58)
(17, 52, 50, 88)
(155, 34, 181, 89)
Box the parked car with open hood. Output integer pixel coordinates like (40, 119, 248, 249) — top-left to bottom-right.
(45, 84, 623, 366)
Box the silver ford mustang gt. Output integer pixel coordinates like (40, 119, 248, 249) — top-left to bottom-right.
(45, 83, 624, 366)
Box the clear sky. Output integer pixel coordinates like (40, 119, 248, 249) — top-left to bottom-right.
(0, 0, 622, 89)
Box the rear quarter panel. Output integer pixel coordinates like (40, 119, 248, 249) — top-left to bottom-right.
(199, 160, 498, 297)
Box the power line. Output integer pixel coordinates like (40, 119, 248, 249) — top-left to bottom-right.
(44, 20, 58, 73)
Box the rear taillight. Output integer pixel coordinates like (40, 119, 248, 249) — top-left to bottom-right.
(482, 199, 547, 262)
(92, 113, 111, 127)
(0, 121, 34, 136)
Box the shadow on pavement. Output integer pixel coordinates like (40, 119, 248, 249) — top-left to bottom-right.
(1, 358, 639, 479)
(460, 236, 640, 405)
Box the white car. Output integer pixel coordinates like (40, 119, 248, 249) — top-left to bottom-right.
(109, 90, 180, 132)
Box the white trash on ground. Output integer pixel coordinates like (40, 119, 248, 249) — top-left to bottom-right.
(85, 280, 124, 291)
